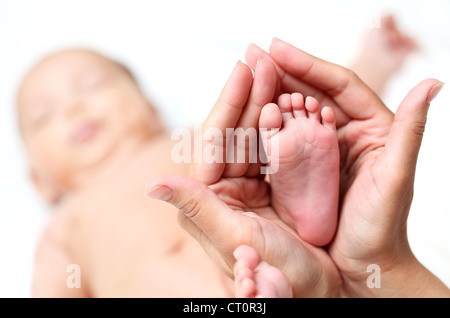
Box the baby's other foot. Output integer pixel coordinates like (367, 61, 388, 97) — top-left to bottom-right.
(233, 245, 292, 298)
(259, 93, 339, 246)
(352, 14, 418, 95)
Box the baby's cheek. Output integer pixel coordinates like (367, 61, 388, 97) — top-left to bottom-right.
(112, 94, 146, 127)
(91, 84, 149, 137)
(91, 90, 128, 119)
(29, 126, 57, 156)
(30, 138, 65, 175)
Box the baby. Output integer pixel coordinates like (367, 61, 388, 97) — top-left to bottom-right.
(18, 14, 415, 298)
(18, 49, 234, 296)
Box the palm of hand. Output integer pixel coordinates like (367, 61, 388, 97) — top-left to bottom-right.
(329, 114, 410, 282)
(208, 176, 341, 297)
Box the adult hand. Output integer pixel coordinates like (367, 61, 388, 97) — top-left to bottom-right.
(246, 38, 449, 297)
(145, 59, 341, 297)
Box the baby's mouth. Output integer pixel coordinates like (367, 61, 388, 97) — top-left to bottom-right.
(70, 121, 99, 144)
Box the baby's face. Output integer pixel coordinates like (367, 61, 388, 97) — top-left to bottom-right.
(18, 50, 159, 195)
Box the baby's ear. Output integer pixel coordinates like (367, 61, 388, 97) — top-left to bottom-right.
(147, 101, 164, 134)
(30, 169, 62, 205)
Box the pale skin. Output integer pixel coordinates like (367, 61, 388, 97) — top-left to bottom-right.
(19, 51, 234, 297)
(259, 93, 339, 247)
(235, 16, 421, 296)
(19, 22, 448, 297)
(233, 16, 424, 296)
(147, 38, 450, 297)
(351, 14, 418, 96)
(21, 47, 315, 297)
(233, 245, 292, 298)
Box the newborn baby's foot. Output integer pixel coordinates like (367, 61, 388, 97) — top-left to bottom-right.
(259, 93, 339, 246)
(233, 245, 292, 298)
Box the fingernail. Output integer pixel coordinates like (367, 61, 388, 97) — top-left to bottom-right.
(427, 82, 445, 103)
(145, 185, 173, 201)
(271, 37, 281, 44)
(256, 56, 264, 70)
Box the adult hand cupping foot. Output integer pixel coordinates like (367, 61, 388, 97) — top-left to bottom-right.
(146, 38, 450, 297)
(145, 58, 342, 297)
(246, 38, 449, 297)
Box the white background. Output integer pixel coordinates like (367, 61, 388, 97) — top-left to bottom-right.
(0, 0, 449, 297)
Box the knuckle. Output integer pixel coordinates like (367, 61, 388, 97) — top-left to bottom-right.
(179, 196, 203, 219)
(177, 186, 210, 219)
(346, 68, 359, 81)
(326, 67, 354, 96)
(411, 120, 427, 137)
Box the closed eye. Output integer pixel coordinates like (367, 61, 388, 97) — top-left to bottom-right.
(30, 104, 54, 128)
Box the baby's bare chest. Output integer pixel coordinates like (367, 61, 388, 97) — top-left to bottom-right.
(60, 155, 188, 262)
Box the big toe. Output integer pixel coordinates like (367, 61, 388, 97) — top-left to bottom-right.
(259, 103, 282, 130)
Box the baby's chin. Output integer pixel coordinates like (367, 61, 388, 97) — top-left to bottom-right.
(68, 129, 147, 179)
(74, 137, 117, 169)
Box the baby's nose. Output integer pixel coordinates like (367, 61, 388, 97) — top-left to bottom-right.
(62, 98, 86, 119)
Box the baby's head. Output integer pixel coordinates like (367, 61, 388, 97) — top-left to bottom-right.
(17, 49, 162, 204)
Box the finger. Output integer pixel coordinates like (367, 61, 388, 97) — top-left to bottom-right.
(223, 58, 277, 178)
(384, 79, 443, 181)
(244, 43, 282, 103)
(189, 62, 253, 185)
(145, 174, 248, 258)
(246, 43, 350, 127)
(269, 38, 391, 120)
(245, 58, 278, 178)
(178, 212, 235, 276)
(245, 43, 281, 75)
(276, 71, 350, 126)
(237, 54, 279, 178)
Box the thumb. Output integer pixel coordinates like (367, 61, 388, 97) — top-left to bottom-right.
(385, 79, 444, 179)
(145, 174, 237, 240)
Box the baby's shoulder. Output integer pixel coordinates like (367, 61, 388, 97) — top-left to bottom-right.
(42, 194, 90, 243)
(39, 204, 73, 245)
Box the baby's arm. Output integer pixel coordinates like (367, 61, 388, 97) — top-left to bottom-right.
(32, 221, 88, 297)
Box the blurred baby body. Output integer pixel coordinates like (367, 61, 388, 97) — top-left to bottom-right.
(17, 50, 233, 297)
